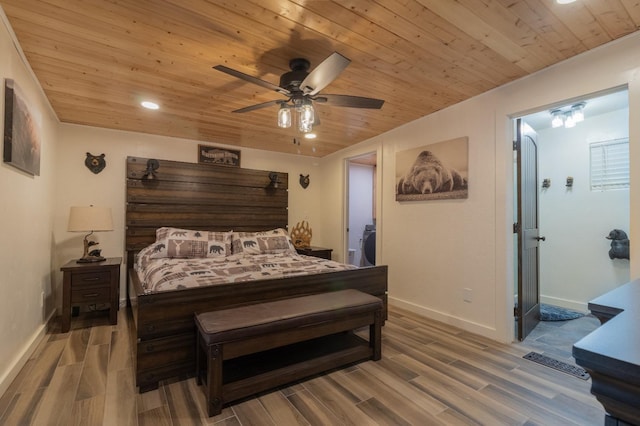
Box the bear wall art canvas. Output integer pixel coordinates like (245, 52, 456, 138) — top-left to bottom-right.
(3, 79, 41, 176)
(396, 136, 468, 201)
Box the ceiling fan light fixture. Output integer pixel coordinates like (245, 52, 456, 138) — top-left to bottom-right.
(298, 117, 313, 133)
(298, 99, 315, 133)
(277, 104, 292, 128)
(213, 52, 384, 135)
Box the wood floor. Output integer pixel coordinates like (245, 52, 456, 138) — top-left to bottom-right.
(0, 305, 605, 425)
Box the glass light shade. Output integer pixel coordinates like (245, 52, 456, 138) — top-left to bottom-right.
(277, 105, 292, 128)
(564, 112, 575, 128)
(571, 104, 585, 122)
(551, 110, 563, 128)
(298, 102, 314, 133)
(68, 206, 113, 232)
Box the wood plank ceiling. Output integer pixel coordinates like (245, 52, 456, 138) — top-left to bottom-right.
(1, 1, 638, 157)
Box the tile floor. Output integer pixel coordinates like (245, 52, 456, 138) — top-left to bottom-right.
(519, 311, 601, 367)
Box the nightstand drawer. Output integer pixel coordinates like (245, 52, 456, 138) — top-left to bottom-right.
(71, 285, 110, 303)
(71, 271, 111, 286)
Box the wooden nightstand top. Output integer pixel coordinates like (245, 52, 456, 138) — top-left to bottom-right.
(61, 257, 122, 271)
(296, 246, 332, 260)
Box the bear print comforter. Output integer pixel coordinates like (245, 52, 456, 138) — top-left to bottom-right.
(135, 247, 357, 294)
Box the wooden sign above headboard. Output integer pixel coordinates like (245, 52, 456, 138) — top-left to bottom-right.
(125, 156, 288, 254)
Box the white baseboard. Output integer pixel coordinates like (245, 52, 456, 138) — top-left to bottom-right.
(540, 295, 588, 313)
(388, 296, 500, 341)
(0, 309, 56, 398)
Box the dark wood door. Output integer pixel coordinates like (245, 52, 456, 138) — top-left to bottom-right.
(516, 119, 542, 341)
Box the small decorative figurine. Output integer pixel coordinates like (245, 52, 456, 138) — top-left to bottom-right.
(606, 229, 630, 260)
(290, 221, 312, 248)
(85, 152, 106, 174)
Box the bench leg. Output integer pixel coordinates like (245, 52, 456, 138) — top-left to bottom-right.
(207, 344, 223, 417)
(196, 334, 202, 385)
(370, 309, 382, 361)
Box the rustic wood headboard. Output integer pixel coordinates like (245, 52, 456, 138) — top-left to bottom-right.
(125, 156, 288, 265)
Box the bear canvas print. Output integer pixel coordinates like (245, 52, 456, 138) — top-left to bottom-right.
(396, 136, 468, 201)
(3, 79, 41, 176)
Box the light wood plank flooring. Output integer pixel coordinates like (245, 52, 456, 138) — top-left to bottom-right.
(0, 306, 604, 425)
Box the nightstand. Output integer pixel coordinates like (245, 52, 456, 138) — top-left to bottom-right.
(295, 246, 333, 260)
(60, 257, 121, 332)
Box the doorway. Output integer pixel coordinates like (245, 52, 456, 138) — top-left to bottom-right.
(346, 152, 377, 267)
(513, 88, 630, 341)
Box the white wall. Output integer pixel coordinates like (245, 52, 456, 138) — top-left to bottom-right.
(537, 108, 630, 311)
(0, 13, 60, 396)
(53, 124, 324, 307)
(320, 32, 640, 342)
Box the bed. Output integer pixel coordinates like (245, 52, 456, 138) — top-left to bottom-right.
(126, 156, 388, 392)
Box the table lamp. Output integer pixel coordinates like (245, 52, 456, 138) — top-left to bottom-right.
(68, 206, 113, 263)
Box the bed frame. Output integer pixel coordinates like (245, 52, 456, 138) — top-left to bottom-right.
(125, 156, 388, 392)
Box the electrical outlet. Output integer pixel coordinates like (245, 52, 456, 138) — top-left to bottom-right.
(463, 288, 472, 303)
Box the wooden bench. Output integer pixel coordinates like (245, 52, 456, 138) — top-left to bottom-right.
(194, 289, 383, 416)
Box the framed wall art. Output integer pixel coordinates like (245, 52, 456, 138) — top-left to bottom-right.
(396, 136, 468, 201)
(198, 144, 241, 167)
(3, 79, 41, 176)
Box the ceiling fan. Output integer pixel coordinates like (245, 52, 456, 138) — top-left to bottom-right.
(213, 52, 384, 133)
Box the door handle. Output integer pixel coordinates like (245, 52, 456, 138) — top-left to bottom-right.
(535, 236, 546, 241)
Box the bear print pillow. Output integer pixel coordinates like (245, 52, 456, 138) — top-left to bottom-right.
(231, 228, 296, 255)
(149, 227, 232, 259)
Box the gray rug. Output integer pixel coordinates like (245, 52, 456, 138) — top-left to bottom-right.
(540, 304, 584, 321)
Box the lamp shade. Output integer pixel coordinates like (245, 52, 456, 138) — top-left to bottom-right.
(68, 206, 113, 232)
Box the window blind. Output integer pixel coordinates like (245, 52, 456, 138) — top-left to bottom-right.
(590, 138, 629, 191)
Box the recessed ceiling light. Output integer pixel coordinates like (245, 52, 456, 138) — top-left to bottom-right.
(141, 101, 159, 110)
(304, 133, 317, 139)
(556, 0, 577, 4)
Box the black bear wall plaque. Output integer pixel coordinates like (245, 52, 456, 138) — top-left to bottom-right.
(85, 152, 106, 174)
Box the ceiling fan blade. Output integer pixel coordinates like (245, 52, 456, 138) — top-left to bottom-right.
(232, 99, 283, 113)
(300, 52, 351, 96)
(314, 94, 384, 109)
(213, 65, 290, 96)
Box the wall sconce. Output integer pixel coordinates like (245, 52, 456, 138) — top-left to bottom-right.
(268, 172, 280, 188)
(566, 176, 574, 187)
(143, 159, 159, 180)
(542, 178, 551, 188)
